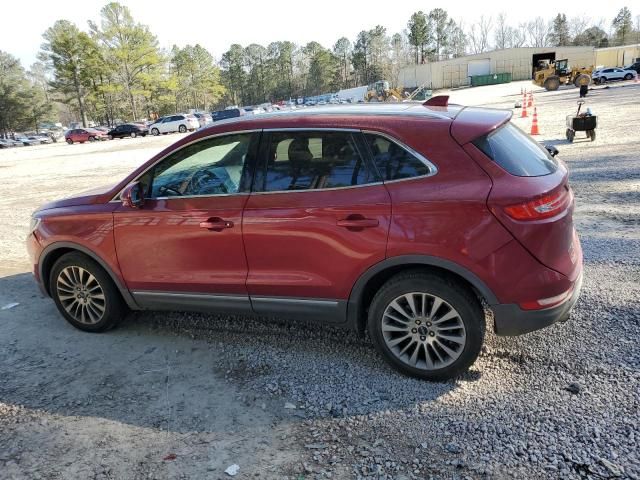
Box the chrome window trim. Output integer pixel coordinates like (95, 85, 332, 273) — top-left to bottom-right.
(250, 181, 384, 196)
(361, 130, 439, 182)
(109, 129, 261, 203)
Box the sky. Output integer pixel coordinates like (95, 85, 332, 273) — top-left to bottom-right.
(1, 0, 634, 68)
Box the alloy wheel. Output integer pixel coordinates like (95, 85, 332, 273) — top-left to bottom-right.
(56, 266, 106, 325)
(381, 292, 466, 370)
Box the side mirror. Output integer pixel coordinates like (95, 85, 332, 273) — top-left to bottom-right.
(545, 145, 559, 157)
(121, 182, 144, 208)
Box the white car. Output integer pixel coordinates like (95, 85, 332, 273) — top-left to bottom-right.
(592, 67, 637, 84)
(149, 114, 199, 135)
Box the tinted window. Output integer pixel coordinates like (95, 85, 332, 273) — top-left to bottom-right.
(473, 122, 558, 177)
(364, 134, 432, 181)
(147, 133, 251, 198)
(261, 131, 375, 191)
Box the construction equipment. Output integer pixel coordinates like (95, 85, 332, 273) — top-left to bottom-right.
(365, 80, 406, 102)
(533, 59, 593, 91)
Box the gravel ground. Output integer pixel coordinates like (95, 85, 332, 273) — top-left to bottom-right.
(1, 80, 639, 479)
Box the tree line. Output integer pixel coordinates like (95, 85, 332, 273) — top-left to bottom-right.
(1, 3, 638, 135)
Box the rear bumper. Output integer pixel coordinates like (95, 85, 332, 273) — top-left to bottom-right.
(491, 271, 583, 336)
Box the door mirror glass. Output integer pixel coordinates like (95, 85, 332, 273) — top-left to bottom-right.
(121, 182, 144, 208)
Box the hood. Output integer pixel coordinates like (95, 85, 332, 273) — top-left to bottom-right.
(37, 183, 117, 211)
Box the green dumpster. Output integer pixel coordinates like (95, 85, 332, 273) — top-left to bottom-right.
(470, 73, 512, 87)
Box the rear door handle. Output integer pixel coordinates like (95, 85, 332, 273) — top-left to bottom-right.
(337, 217, 379, 229)
(199, 218, 234, 231)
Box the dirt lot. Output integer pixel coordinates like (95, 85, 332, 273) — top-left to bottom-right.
(1, 80, 639, 479)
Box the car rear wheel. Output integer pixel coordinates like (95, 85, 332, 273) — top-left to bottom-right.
(178, 125, 187, 133)
(368, 271, 484, 381)
(50, 253, 126, 332)
(151, 128, 159, 136)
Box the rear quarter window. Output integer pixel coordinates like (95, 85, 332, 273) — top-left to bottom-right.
(473, 123, 558, 177)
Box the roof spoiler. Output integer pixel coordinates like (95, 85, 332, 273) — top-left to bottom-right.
(423, 95, 449, 107)
(450, 107, 512, 145)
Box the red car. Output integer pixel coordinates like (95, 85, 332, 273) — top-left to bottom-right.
(27, 99, 582, 380)
(65, 128, 109, 144)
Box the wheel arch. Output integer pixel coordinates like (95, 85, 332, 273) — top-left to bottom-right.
(346, 255, 498, 335)
(39, 242, 139, 309)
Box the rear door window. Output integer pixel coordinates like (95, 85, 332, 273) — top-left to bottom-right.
(258, 131, 376, 191)
(473, 122, 558, 177)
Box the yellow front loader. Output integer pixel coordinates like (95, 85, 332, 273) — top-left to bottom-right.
(533, 59, 593, 91)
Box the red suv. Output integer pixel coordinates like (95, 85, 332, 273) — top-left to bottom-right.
(65, 128, 109, 144)
(27, 99, 583, 380)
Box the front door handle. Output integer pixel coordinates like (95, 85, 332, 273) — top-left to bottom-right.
(199, 217, 234, 231)
(337, 216, 379, 229)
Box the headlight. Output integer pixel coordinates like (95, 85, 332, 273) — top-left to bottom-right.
(29, 216, 41, 234)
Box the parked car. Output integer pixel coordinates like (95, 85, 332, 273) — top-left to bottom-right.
(211, 108, 245, 122)
(0, 138, 24, 148)
(623, 62, 640, 74)
(149, 114, 199, 135)
(65, 128, 109, 144)
(28, 135, 52, 145)
(27, 100, 583, 381)
(15, 136, 42, 146)
(107, 123, 149, 139)
(193, 112, 213, 128)
(592, 67, 637, 84)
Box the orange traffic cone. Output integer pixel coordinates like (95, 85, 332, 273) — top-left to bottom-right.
(521, 96, 528, 117)
(530, 107, 540, 135)
(527, 92, 533, 108)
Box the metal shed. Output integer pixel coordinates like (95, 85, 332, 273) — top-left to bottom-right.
(399, 47, 596, 90)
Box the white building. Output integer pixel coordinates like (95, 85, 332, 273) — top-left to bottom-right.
(399, 45, 640, 91)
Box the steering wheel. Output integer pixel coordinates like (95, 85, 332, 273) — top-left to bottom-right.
(188, 169, 228, 195)
(157, 184, 183, 196)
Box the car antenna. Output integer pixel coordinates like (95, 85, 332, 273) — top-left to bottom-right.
(423, 95, 449, 107)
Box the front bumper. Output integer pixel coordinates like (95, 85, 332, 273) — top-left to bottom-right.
(491, 271, 583, 336)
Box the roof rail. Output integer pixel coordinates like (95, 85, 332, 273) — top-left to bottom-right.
(423, 95, 449, 107)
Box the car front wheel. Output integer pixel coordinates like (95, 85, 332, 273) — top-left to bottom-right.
(178, 125, 187, 133)
(130, 132, 137, 138)
(66, 139, 73, 145)
(151, 128, 159, 136)
(624, 73, 633, 80)
(50, 252, 126, 332)
(368, 271, 484, 381)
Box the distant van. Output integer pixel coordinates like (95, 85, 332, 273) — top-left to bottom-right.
(211, 108, 245, 122)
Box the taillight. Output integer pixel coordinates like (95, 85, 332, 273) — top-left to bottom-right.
(503, 187, 572, 221)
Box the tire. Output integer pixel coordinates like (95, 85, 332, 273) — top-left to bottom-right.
(567, 129, 575, 143)
(107, 135, 113, 140)
(589, 129, 596, 141)
(573, 73, 591, 87)
(130, 132, 137, 138)
(368, 271, 485, 381)
(544, 75, 560, 91)
(598, 77, 607, 85)
(66, 139, 73, 145)
(624, 73, 633, 80)
(50, 252, 126, 332)
(89, 136, 96, 142)
(178, 124, 187, 133)
(151, 128, 159, 136)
